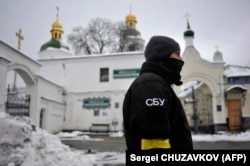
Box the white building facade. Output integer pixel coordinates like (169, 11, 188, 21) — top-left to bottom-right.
(1, 13, 250, 134)
(38, 51, 144, 132)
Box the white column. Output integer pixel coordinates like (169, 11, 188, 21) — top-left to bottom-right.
(220, 75, 226, 123)
(0, 56, 11, 112)
(212, 95, 218, 124)
(26, 84, 38, 124)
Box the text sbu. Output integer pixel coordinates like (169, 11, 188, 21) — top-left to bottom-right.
(145, 98, 166, 106)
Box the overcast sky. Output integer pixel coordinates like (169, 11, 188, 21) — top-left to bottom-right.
(0, 0, 250, 66)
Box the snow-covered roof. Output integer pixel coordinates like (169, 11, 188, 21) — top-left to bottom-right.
(224, 65, 250, 77)
(38, 51, 144, 61)
(178, 81, 204, 98)
(0, 41, 42, 66)
(226, 85, 247, 92)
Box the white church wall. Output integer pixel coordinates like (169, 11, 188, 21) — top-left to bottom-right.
(39, 52, 144, 92)
(39, 52, 145, 131)
(0, 56, 11, 112)
(39, 48, 73, 59)
(38, 52, 144, 93)
(243, 92, 250, 116)
(37, 76, 66, 133)
(241, 86, 250, 128)
(62, 88, 127, 131)
(37, 76, 65, 102)
(39, 97, 65, 133)
(38, 60, 67, 87)
(0, 42, 41, 75)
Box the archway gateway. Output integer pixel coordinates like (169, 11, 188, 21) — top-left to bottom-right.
(0, 41, 41, 123)
(177, 80, 214, 133)
(5, 64, 36, 117)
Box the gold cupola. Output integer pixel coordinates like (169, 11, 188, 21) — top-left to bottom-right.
(40, 7, 70, 52)
(51, 7, 63, 40)
(125, 4, 137, 28)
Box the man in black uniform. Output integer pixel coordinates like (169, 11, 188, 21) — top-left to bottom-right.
(123, 36, 193, 150)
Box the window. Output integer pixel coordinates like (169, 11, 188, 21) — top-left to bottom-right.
(94, 109, 100, 116)
(100, 68, 109, 82)
(102, 111, 108, 116)
(115, 102, 119, 109)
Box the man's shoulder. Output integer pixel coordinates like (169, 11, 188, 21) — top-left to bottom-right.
(132, 72, 166, 87)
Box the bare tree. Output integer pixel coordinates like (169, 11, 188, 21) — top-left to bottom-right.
(67, 17, 143, 55)
(68, 17, 122, 55)
(88, 18, 117, 54)
(114, 21, 128, 52)
(67, 26, 92, 55)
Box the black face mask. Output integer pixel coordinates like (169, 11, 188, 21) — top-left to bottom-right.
(161, 58, 184, 85)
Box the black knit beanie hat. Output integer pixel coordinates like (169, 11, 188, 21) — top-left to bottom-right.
(144, 36, 180, 62)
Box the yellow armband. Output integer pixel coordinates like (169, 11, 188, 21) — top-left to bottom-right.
(141, 138, 171, 150)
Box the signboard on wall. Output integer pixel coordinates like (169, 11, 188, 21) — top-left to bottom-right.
(83, 97, 110, 109)
(113, 69, 140, 79)
(228, 76, 250, 84)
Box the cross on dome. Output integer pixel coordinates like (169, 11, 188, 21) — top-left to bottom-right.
(184, 12, 191, 23)
(183, 12, 194, 38)
(56, 6, 60, 21)
(126, 2, 137, 28)
(16, 28, 24, 50)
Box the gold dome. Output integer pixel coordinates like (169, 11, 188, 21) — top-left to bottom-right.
(52, 20, 63, 29)
(126, 13, 137, 23)
(40, 7, 70, 52)
(50, 7, 63, 40)
(51, 7, 63, 30)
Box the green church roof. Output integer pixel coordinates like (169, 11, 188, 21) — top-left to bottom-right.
(184, 30, 194, 37)
(184, 22, 194, 37)
(123, 27, 141, 38)
(40, 39, 70, 52)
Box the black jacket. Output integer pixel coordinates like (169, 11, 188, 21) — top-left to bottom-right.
(123, 61, 193, 150)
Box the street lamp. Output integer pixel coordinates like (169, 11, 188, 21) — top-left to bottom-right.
(185, 86, 199, 134)
(192, 86, 198, 134)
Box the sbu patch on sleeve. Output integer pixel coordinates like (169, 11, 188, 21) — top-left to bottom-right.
(145, 97, 168, 107)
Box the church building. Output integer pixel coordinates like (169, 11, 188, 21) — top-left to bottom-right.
(0, 9, 249, 134)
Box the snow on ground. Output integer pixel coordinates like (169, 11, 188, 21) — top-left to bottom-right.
(58, 128, 250, 142)
(0, 112, 96, 166)
(57, 130, 124, 139)
(192, 130, 250, 142)
(1, 111, 250, 165)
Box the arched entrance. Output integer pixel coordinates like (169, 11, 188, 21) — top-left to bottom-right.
(177, 80, 213, 133)
(0, 41, 41, 121)
(175, 72, 226, 133)
(6, 64, 37, 118)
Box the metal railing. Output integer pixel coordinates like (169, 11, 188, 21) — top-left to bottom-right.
(5, 85, 30, 117)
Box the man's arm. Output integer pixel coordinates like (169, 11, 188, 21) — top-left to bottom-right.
(130, 80, 172, 150)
